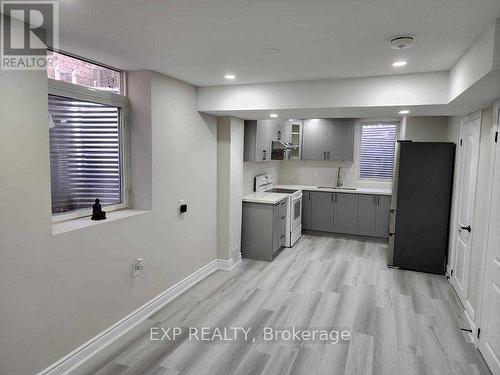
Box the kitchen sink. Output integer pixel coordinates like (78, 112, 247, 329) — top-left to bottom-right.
(317, 186, 357, 190)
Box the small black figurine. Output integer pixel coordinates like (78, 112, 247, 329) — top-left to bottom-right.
(91, 198, 106, 220)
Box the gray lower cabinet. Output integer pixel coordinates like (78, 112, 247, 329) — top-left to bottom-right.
(242, 198, 287, 261)
(375, 196, 391, 238)
(302, 191, 311, 230)
(357, 195, 377, 236)
(333, 193, 358, 235)
(310, 191, 334, 232)
(356, 194, 391, 238)
(304, 191, 391, 238)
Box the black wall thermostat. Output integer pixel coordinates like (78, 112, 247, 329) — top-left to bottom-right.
(179, 200, 188, 213)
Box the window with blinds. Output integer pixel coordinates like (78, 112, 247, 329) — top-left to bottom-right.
(49, 95, 122, 215)
(360, 123, 397, 179)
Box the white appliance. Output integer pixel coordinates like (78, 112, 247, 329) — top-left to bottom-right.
(255, 174, 302, 247)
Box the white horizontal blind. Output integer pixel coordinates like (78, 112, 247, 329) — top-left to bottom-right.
(49, 95, 122, 215)
(360, 123, 397, 179)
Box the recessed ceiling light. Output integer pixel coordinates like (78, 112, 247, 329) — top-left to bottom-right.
(269, 113, 278, 118)
(224, 74, 236, 80)
(392, 61, 407, 68)
(399, 110, 410, 115)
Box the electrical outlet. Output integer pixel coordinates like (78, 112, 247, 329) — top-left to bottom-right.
(132, 258, 143, 277)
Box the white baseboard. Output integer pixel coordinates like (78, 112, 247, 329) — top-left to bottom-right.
(37, 257, 237, 375)
(217, 254, 242, 271)
(464, 300, 478, 346)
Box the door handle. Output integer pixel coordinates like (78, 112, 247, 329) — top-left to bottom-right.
(327, 151, 330, 160)
(460, 225, 472, 233)
(281, 216, 286, 220)
(323, 151, 326, 160)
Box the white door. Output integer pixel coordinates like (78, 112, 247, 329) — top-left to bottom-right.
(479, 106, 500, 375)
(451, 114, 481, 304)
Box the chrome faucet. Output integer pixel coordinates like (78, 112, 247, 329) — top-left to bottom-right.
(336, 167, 344, 187)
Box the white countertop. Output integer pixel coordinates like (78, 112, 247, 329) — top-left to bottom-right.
(242, 192, 289, 205)
(275, 184, 392, 196)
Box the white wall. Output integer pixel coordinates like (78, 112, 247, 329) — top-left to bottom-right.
(217, 117, 244, 262)
(243, 161, 281, 194)
(199, 72, 449, 113)
(402, 116, 449, 142)
(449, 20, 499, 100)
(0, 69, 218, 375)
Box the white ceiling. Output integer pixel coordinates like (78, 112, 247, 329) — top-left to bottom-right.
(59, 0, 500, 86)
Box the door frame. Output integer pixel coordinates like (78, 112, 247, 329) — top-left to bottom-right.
(476, 100, 500, 351)
(449, 110, 482, 307)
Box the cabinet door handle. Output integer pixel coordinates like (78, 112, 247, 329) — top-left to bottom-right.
(281, 216, 286, 220)
(263, 150, 267, 160)
(280, 234, 285, 239)
(460, 225, 472, 233)
(373, 196, 376, 205)
(377, 196, 380, 205)
(323, 151, 326, 160)
(327, 151, 330, 160)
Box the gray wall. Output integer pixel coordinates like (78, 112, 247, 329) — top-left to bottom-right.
(0, 69, 217, 374)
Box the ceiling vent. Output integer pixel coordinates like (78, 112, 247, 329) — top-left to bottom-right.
(389, 35, 416, 50)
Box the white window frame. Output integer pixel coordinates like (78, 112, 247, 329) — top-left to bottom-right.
(356, 119, 400, 183)
(49, 78, 129, 223)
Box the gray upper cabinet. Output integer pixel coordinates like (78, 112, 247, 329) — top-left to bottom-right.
(330, 119, 355, 161)
(333, 193, 359, 235)
(375, 196, 391, 238)
(302, 119, 331, 160)
(310, 191, 334, 232)
(301, 119, 355, 161)
(277, 120, 292, 144)
(357, 195, 377, 236)
(244, 119, 282, 163)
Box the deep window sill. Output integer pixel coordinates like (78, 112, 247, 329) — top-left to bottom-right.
(52, 209, 150, 235)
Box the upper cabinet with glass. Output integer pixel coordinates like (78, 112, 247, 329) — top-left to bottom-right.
(289, 121, 302, 159)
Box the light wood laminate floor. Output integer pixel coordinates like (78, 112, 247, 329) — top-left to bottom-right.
(73, 234, 491, 375)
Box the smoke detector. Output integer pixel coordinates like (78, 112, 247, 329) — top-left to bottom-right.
(389, 35, 415, 50)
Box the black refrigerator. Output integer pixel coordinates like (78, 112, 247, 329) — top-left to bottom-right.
(387, 141, 455, 274)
